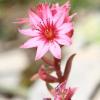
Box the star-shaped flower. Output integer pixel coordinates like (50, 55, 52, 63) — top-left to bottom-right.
(18, 2, 74, 60)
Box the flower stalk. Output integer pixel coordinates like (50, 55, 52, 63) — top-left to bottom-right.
(54, 58, 62, 83)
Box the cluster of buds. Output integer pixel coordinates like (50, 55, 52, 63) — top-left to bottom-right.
(40, 54, 76, 100)
(16, 1, 76, 100)
(54, 81, 76, 100)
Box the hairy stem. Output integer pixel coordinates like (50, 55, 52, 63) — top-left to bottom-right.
(54, 58, 62, 83)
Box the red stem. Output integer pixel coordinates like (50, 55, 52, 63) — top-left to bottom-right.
(54, 58, 62, 83)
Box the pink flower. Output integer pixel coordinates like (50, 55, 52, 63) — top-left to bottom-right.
(18, 2, 74, 60)
(54, 81, 76, 100)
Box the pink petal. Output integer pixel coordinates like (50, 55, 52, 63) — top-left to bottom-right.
(19, 29, 40, 36)
(53, 6, 67, 27)
(55, 12, 66, 27)
(45, 4, 52, 20)
(14, 18, 29, 24)
(49, 41, 61, 59)
(41, 4, 52, 19)
(56, 34, 72, 46)
(39, 4, 53, 25)
(35, 41, 49, 60)
(70, 13, 77, 19)
(20, 37, 40, 48)
(53, 9, 63, 23)
(58, 23, 73, 35)
(28, 9, 41, 26)
(62, 1, 71, 12)
(36, 4, 53, 24)
(51, 3, 59, 16)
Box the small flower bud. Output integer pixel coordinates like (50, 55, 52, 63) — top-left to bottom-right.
(38, 65, 58, 83)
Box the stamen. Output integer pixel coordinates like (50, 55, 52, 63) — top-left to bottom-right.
(44, 28, 55, 40)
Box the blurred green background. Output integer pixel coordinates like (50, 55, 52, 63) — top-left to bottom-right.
(0, 0, 100, 100)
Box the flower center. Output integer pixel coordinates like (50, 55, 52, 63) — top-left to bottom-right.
(44, 29, 55, 40)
